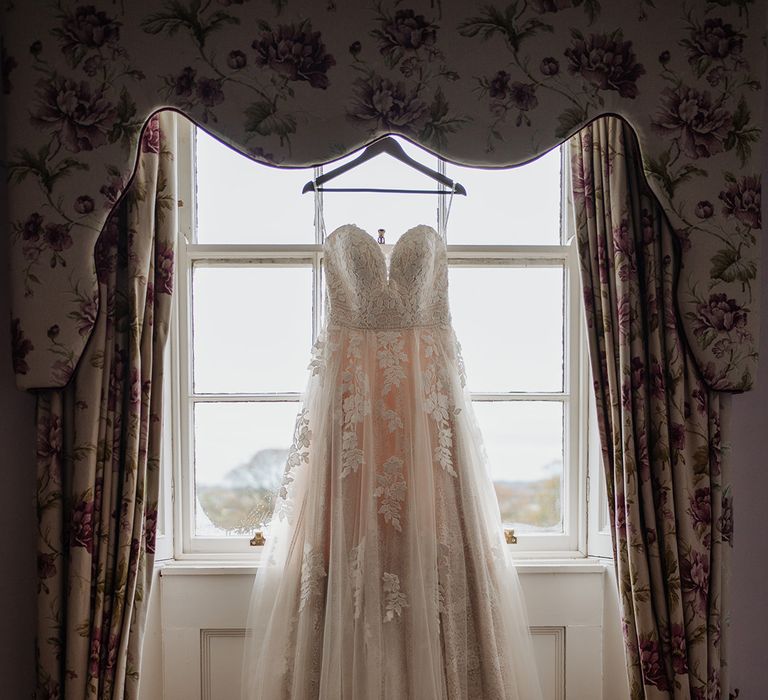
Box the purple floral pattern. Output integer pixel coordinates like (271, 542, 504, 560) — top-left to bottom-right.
(2, 0, 763, 393)
(719, 175, 761, 230)
(34, 113, 175, 700)
(572, 117, 733, 699)
(53, 5, 123, 67)
(348, 75, 428, 134)
(692, 293, 749, 346)
(652, 86, 733, 160)
(31, 77, 119, 153)
(371, 7, 439, 66)
(11, 317, 34, 375)
(252, 20, 336, 89)
(141, 114, 161, 153)
(564, 30, 645, 99)
(682, 17, 745, 74)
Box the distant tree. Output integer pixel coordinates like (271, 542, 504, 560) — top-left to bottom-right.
(199, 449, 563, 535)
(224, 448, 288, 491)
(198, 448, 288, 535)
(494, 474, 562, 530)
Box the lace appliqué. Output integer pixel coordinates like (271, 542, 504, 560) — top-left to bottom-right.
(376, 331, 407, 394)
(349, 538, 365, 620)
(307, 332, 332, 380)
(374, 456, 406, 531)
(422, 331, 458, 477)
(299, 544, 326, 613)
(382, 572, 409, 622)
(376, 331, 406, 433)
(275, 408, 312, 522)
(340, 332, 371, 479)
(453, 332, 468, 391)
(378, 403, 403, 433)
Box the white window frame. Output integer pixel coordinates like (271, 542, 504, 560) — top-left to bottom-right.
(154, 330, 175, 562)
(585, 360, 614, 559)
(166, 114, 598, 560)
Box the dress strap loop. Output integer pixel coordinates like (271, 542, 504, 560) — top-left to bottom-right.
(316, 185, 327, 239)
(444, 183, 456, 237)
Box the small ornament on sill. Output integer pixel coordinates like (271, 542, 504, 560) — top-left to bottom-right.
(377, 228, 386, 244)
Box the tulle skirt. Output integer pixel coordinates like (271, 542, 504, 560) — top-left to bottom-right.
(241, 323, 543, 700)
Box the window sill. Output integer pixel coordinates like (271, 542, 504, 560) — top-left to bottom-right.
(158, 558, 609, 577)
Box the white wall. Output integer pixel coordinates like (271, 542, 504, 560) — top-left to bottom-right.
(727, 76, 768, 697)
(0, 90, 38, 699)
(139, 568, 165, 699)
(602, 567, 630, 699)
(728, 281, 768, 697)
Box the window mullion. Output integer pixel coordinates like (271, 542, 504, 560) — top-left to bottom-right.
(437, 156, 447, 240)
(567, 239, 587, 555)
(313, 165, 323, 341)
(176, 213, 196, 558)
(190, 393, 302, 402)
(176, 114, 195, 244)
(446, 246, 570, 262)
(469, 392, 569, 401)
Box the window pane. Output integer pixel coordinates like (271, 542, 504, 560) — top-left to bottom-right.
(193, 266, 312, 393)
(194, 401, 300, 536)
(445, 147, 561, 245)
(472, 401, 564, 533)
(449, 266, 564, 392)
(321, 137, 439, 242)
(195, 127, 315, 243)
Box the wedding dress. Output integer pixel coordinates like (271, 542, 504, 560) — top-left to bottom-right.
(241, 223, 544, 700)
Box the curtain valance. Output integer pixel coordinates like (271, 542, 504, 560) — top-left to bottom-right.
(2, 0, 763, 390)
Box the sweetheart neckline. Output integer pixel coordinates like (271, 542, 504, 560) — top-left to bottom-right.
(324, 223, 444, 284)
(324, 222, 441, 247)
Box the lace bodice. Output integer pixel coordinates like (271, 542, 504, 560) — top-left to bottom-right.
(323, 224, 450, 329)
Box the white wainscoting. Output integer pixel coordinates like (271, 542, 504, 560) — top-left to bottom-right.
(149, 561, 623, 700)
(530, 627, 565, 700)
(200, 629, 247, 700)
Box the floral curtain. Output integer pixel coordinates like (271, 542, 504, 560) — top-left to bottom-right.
(35, 112, 176, 700)
(570, 117, 732, 699)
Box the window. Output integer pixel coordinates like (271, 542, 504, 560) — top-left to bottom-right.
(170, 115, 591, 557)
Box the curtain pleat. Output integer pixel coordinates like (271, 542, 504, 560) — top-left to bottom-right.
(35, 111, 177, 700)
(570, 117, 732, 700)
